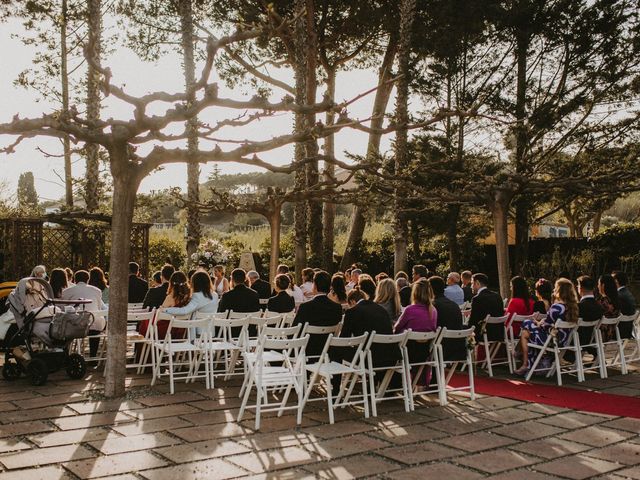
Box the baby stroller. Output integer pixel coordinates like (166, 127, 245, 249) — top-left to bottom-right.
(2, 277, 94, 385)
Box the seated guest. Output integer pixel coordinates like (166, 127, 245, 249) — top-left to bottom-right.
(277, 264, 290, 275)
(128, 262, 148, 304)
(346, 287, 367, 307)
(444, 272, 465, 305)
(141, 271, 191, 341)
(468, 273, 504, 338)
(598, 274, 620, 318)
(516, 278, 578, 375)
(346, 268, 361, 291)
(461, 270, 473, 302)
(293, 270, 343, 358)
(505, 276, 535, 338)
(613, 270, 637, 337)
(565, 275, 604, 363)
(248, 270, 271, 300)
(375, 278, 402, 324)
(375, 272, 389, 284)
(267, 274, 296, 313)
(397, 277, 412, 307)
(213, 265, 230, 297)
(429, 276, 465, 361)
(533, 278, 553, 313)
(31, 265, 47, 279)
(357, 274, 377, 300)
(394, 278, 438, 384)
(61, 270, 107, 357)
(412, 264, 429, 283)
(65, 267, 75, 287)
(300, 268, 315, 300)
(164, 271, 218, 316)
(218, 268, 260, 314)
(49, 268, 68, 299)
(143, 264, 174, 309)
(89, 267, 110, 305)
(150, 271, 162, 288)
(287, 273, 305, 303)
(328, 273, 348, 306)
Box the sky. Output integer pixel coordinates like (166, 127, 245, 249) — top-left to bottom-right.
(0, 15, 394, 203)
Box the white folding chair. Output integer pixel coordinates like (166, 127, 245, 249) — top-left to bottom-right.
(300, 323, 341, 363)
(279, 312, 296, 327)
(124, 309, 155, 372)
(506, 314, 535, 371)
(439, 327, 475, 403)
(128, 302, 145, 310)
(203, 316, 250, 386)
(151, 317, 212, 394)
(576, 317, 606, 379)
(238, 335, 310, 430)
(612, 312, 640, 373)
(403, 328, 444, 407)
(302, 333, 370, 424)
(477, 315, 512, 376)
(77, 310, 109, 364)
(366, 331, 412, 416)
(262, 310, 283, 321)
(525, 320, 582, 385)
(599, 315, 628, 375)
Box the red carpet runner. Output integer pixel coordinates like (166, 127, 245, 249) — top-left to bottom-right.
(448, 374, 640, 419)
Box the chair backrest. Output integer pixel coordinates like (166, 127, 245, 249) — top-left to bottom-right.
(193, 311, 228, 321)
(279, 312, 296, 327)
(262, 311, 282, 319)
(511, 314, 535, 323)
(169, 318, 212, 342)
(405, 327, 442, 347)
(260, 324, 302, 339)
(259, 298, 269, 305)
(255, 334, 310, 374)
(440, 326, 475, 339)
(127, 309, 155, 322)
(367, 330, 409, 347)
(617, 312, 638, 323)
(322, 333, 369, 368)
(577, 317, 600, 328)
(261, 334, 309, 352)
(301, 323, 340, 336)
(228, 311, 259, 319)
(128, 303, 144, 309)
(460, 301, 471, 311)
(599, 315, 621, 326)
(485, 314, 510, 324)
(213, 316, 250, 344)
(554, 319, 579, 330)
(247, 315, 267, 333)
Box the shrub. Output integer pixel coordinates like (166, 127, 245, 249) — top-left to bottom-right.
(149, 237, 185, 272)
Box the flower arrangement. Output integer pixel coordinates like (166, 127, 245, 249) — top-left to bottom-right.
(190, 239, 230, 269)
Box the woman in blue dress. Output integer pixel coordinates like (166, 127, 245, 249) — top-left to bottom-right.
(514, 278, 579, 376)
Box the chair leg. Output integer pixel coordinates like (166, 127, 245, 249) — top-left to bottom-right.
(254, 381, 262, 431)
(467, 355, 475, 401)
(361, 370, 370, 419)
(168, 352, 175, 395)
(326, 376, 335, 425)
(368, 366, 377, 418)
(484, 341, 493, 377)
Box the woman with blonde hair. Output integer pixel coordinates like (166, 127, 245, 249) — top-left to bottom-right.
(515, 278, 579, 375)
(212, 265, 229, 297)
(375, 278, 402, 324)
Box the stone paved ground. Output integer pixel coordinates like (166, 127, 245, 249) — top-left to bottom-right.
(0, 366, 639, 480)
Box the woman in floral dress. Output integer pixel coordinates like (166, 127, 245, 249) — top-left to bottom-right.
(514, 278, 579, 375)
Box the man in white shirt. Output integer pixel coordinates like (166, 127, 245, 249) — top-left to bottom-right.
(346, 268, 362, 292)
(444, 272, 465, 305)
(61, 270, 107, 357)
(300, 268, 315, 301)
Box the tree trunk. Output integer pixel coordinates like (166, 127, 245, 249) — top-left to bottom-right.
(341, 33, 398, 270)
(179, 0, 201, 260)
(592, 209, 602, 235)
(321, 68, 336, 272)
(304, 0, 322, 264)
(61, 0, 73, 208)
(392, 0, 416, 276)
(563, 206, 577, 238)
(268, 208, 282, 282)
(293, 0, 308, 280)
(85, 0, 102, 212)
(411, 220, 421, 261)
(447, 204, 460, 270)
(492, 191, 512, 299)
(104, 144, 140, 398)
(513, 29, 530, 272)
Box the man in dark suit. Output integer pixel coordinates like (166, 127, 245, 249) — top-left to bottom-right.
(218, 268, 261, 314)
(267, 274, 295, 313)
(411, 264, 429, 283)
(568, 276, 604, 362)
(613, 271, 637, 338)
(461, 270, 473, 303)
(396, 277, 412, 307)
(128, 262, 148, 304)
(143, 264, 174, 309)
(429, 276, 465, 361)
(248, 270, 272, 300)
(293, 270, 342, 358)
(468, 273, 504, 339)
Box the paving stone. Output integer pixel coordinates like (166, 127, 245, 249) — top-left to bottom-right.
(0, 420, 55, 438)
(602, 417, 640, 434)
(455, 449, 538, 474)
(303, 453, 401, 479)
(235, 431, 317, 451)
(534, 454, 623, 480)
(238, 414, 319, 433)
(362, 411, 431, 428)
(491, 420, 566, 441)
(0, 391, 43, 402)
(430, 415, 501, 435)
(134, 392, 206, 407)
(303, 433, 389, 459)
(378, 442, 461, 465)
(386, 462, 482, 480)
(509, 436, 591, 459)
(0, 402, 17, 412)
(520, 403, 570, 415)
(599, 387, 640, 396)
(2, 406, 77, 423)
(110, 416, 193, 436)
(89, 432, 181, 455)
(437, 431, 517, 453)
(178, 409, 237, 427)
(68, 400, 145, 415)
(170, 423, 252, 442)
(0, 439, 31, 454)
(155, 438, 250, 463)
(614, 466, 640, 479)
(486, 470, 562, 480)
(536, 411, 610, 430)
(29, 427, 114, 448)
(303, 420, 376, 439)
(64, 451, 168, 479)
(0, 465, 73, 480)
(17, 393, 87, 410)
(305, 407, 364, 424)
(122, 403, 200, 420)
(241, 470, 317, 480)
(0, 444, 95, 469)
(369, 423, 447, 445)
(478, 407, 543, 424)
(140, 458, 248, 480)
(53, 412, 135, 430)
(227, 446, 322, 473)
(185, 397, 243, 411)
(584, 442, 640, 466)
(464, 397, 525, 410)
(559, 426, 634, 447)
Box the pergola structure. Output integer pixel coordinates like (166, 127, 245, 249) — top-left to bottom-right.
(0, 213, 151, 281)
